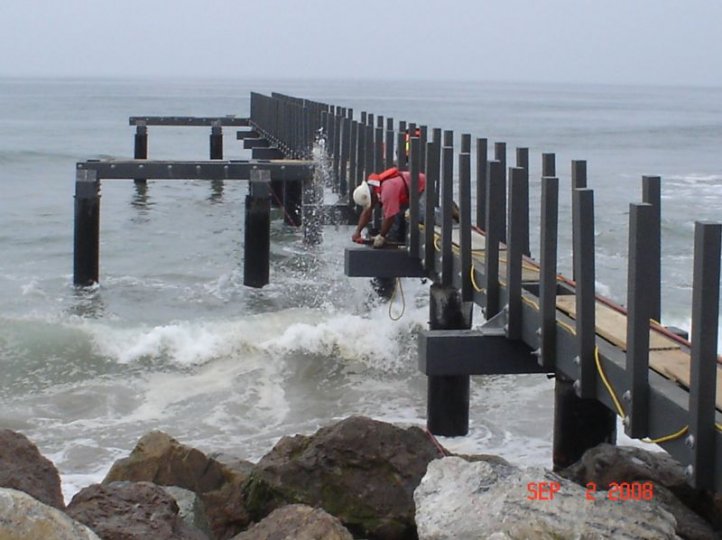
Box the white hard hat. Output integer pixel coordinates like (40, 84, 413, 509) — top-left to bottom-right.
(353, 182, 372, 208)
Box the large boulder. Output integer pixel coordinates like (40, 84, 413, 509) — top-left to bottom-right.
(103, 431, 253, 539)
(414, 456, 679, 539)
(103, 431, 228, 493)
(0, 429, 65, 509)
(66, 480, 207, 540)
(0, 488, 100, 540)
(231, 504, 353, 540)
(244, 415, 445, 539)
(561, 443, 721, 537)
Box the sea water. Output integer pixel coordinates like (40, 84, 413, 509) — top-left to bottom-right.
(0, 77, 720, 503)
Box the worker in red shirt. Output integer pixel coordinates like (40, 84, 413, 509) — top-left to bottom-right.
(351, 167, 426, 248)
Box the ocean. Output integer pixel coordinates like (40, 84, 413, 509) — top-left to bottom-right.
(0, 77, 720, 503)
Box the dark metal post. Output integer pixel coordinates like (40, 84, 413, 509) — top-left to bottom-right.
(507, 167, 525, 339)
(642, 176, 661, 323)
(134, 123, 147, 186)
(409, 137, 421, 259)
(210, 122, 223, 159)
(461, 133, 471, 154)
(424, 140, 439, 277)
(542, 153, 556, 177)
(73, 169, 100, 286)
(244, 170, 270, 287)
(494, 142, 507, 241)
(459, 152, 472, 302)
(476, 138, 488, 229)
(571, 160, 587, 280)
(348, 120, 358, 199)
(419, 125, 428, 172)
(688, 221, 721, 489)
(539, 176, 559, 370)
(427, 284, 472, 436)
(625, 203, 654, 438)
(441, 146, 454, 286)
(573, 188, 596, 399)
(339, 116, 350, 197)
(516, 148, 530, 257)
(385, 118, 395, 169)
(485, 160, 503, 318)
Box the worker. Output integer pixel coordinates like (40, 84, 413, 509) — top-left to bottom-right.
(351, 167, 426, 248)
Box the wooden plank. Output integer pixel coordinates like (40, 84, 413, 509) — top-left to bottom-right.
(555, 295, 680, 351)
(650, 348, 722, 411)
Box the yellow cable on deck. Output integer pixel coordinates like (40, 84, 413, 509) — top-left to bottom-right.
(470, 264, 485, 293)
(594, 345, 626, 418)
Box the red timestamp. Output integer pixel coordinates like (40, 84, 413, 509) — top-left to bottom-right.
(585, 481, 655, 502)
(526, 481, 655, 501)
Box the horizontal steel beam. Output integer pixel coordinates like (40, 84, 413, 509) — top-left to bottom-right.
(243, 138, 271, 149)
(237, 130, 260, 139)
(76, 160, 313, 181)
(129, 116, 249, 127)
(252, 147, 285, 160)
(419, 330, 547, 375)
(344, 246, 425, 278)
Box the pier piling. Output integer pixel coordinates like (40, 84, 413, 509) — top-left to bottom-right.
(73, 169, 100, 286)
(243, 170, 271, 288)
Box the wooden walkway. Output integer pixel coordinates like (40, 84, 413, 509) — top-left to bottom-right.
(441, 225, 722, 411)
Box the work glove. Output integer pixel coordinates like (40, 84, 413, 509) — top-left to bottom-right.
(372, 235, 386, 248)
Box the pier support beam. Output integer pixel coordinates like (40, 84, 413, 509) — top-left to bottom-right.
(73, 169, 101, 286)
(427, 284, 473, 436)
(243, 170, 271, 288)
(553, 374, 616, 471)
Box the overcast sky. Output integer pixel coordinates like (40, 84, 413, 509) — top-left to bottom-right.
(1, 0, 721, 86)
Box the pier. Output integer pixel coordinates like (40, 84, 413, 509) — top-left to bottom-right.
(72, 91, 722, 494)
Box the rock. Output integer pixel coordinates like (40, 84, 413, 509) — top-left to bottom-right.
(231, 504, 353, 540)
(0, 429, 65, 509)
(244, 415, 445, 540)
(561, 443, 721, 536)
(103, 431, 254, 539)
(163, 485, 213, 538)
(0, 487, 100, 540)
(66, 480, 207, 540)
(103, 431, 227, 493)
(414, 456, 679, 540)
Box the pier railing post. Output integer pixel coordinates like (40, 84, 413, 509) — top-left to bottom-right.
(507, 167, 525, 339)
(515, 148, 530, 257)
(459, 151, 472, 302)
(73, 169, 100, 286)
(573, 187, 596, 398)
(244, 169, 271, 288)
(385, 118, 395, 169)
(408, 137, 421, 259)
(476, 138, 488, 230)
(427, 284, 473, 436)
(424, 140, 439, 278)
(441, 145, 454, 286)
(687, 221, 721, 489)
(485, 160, 503, 318)
(642, 175, 661, 323)
(625, 203, 654, 438)
(539, 176, 559, 370)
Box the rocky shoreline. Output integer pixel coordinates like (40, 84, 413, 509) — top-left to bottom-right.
(1, 416, 720, 539)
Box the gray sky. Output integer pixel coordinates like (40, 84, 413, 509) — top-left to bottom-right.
(1, 0, 721, 86)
